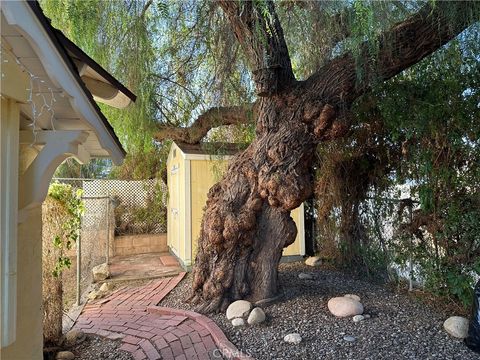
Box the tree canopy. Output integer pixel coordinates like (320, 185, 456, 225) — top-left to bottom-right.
(41, 0, 480, 309)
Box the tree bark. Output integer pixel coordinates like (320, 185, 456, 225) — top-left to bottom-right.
(188, 0, 479, 312)
(154, 104, 256, 144)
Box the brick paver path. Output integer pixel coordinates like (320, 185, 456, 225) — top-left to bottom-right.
(72, 273, 239, 360)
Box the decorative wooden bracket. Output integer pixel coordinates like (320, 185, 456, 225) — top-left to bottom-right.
(18, 130, 90, 215)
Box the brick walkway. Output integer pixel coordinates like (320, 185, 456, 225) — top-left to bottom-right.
(72, 273, 247, 360)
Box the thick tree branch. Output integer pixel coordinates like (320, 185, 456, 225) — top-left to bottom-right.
(154, 104, 256, 144)
(218, 0, 295, 96)
(305, 1, 480, 105)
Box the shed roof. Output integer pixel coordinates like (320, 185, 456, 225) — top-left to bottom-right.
(176, 142, 247, 156)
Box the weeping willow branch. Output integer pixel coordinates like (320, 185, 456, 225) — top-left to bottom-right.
(154, 103, 257, 144)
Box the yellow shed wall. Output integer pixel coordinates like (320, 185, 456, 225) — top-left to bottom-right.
(189, 158, 304, 262)
(167, 144, 185, 261)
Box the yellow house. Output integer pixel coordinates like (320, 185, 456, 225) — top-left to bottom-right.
(166, 141, 305, 269)
(1, 2, 134, 358)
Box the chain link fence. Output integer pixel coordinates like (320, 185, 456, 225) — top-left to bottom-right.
(52, 177, 167, 308)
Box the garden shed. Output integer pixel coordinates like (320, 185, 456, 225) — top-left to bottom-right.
(166, 141, 305, 269)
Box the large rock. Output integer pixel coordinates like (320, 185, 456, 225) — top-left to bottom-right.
(305, 256, 322, 267)
(92, 263, 110, 282)
(344, 294, 361, 302)
(226, 300, 252, 320)
(56, 351, 75, 360)
(284, 333, 302, 344)
(328, 297, 364, 317)
(247, 307, 266, 325)
(443, 316, 469, 338)
(64, 329, 86, 346)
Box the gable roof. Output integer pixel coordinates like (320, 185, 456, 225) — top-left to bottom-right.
(1, 0, 136, 164)
(26, 0, 134, 158)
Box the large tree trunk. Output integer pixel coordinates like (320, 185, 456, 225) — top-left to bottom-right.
(190, 96, 315, 311)
(183, 1, 479, 312)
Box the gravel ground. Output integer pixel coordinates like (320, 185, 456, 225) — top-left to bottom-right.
(66, 335, 132, 360)
(160, 262, 477, 360)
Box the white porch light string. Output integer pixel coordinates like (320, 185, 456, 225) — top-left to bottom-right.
(1, 43, 57, 148)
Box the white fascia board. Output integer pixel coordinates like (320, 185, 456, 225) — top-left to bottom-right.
(1, 2, 124, 165)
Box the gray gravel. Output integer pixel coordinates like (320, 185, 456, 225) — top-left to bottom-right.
(160, 262, 478, 360)
(66, 335, 132, 360)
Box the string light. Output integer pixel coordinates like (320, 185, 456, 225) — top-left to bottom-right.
(0, 43, 58, 147)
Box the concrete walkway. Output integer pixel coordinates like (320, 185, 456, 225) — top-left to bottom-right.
(72, 273, 250, 360)
(108, 253, 184, 282)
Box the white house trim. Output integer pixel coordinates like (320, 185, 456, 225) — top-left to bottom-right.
(0, 101, 19, 347)
(18, 130, 89, 214)
(1, 1, 124, 164)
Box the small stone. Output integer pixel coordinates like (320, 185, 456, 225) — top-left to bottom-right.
(443, 316, 469, 338)
(232, 318, 245, 327)
(226, 300, 252, 320)
(364, 314, 371, 319)
(56, 351, 75, 360)
(247, 307, 266, 325)
(87, 290, 98, 300)
(353, 315, 365, 323)
(298, 273, 313, 280)
(328, 297, 364, 317)
(284, 333, 302, 344)
(343, 335, 356, 342)
(344, 294, 361, 302)
(92, 263, 110, 282)
(99, 282, 113, 293)
(65, 329, 85, 346)
(305, 256, 322, 267)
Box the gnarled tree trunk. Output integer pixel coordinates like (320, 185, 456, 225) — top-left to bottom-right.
(156, 1, 479, 313)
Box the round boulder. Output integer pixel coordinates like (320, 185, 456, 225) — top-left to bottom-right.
(443, 316, 469, 338)
(284, 333, 302, 344)
(247, 307, 266, 325)
(344, 294, 361, 302)
(328, 297, 363, 317)
(226, 300, 252, 320)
